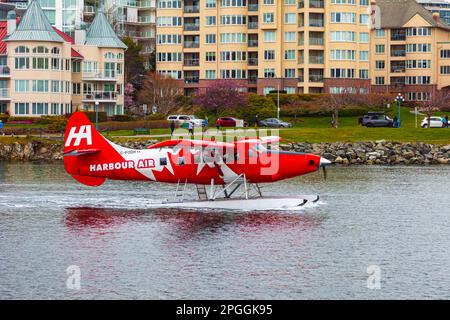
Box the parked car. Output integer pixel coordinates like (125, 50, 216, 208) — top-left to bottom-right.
(421, 117, 445, 128)
(359, 112, 393, 127)
(216, 117, 248, 128)
(167, 115, 205, 127)
(259, 118, 293, 128)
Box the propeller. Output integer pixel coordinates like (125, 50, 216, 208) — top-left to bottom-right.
(319, 157, 331, 180)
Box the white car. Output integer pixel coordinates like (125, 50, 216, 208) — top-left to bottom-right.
(421, 117, 445, 128)
(167, 115, 205, 127)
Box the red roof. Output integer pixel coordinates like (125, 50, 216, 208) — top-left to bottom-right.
(0, 22, 83, 58)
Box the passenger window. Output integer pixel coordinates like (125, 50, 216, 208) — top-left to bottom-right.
(160, 158, 167, 166)
(177, 157, 185, 165)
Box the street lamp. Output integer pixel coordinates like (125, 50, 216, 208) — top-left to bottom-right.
(396, 93, 404, 128)
(95, 100, 99, 130)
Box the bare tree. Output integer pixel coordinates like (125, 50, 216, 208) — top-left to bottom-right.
(326, 87, 365, 128)
(136, 72, 183, 116)
(418, 89, 450, 128)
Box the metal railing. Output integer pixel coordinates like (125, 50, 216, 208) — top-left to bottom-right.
(184, 59, 200, 66)
(391, 35, 406, 41)
(309, 74, 323, 82)
(309, 56, 324, 64)
(184, 24, 200, 31)
(82, 70, 118, 81)
(83, 91, 118, 101)
(309, 20, 324, 27)
(248, 58, 258, 66)
(391, 50, 406, 57)
(298, 76, 305, 82)
(248, 40, 258, 47)
(248, 77, 257, 84)
(138, 16, 155, 23)
(248, 4, 259, 11)
(310, 0, 324, 8)
(184, 41, 200, 48)
(185, 76, 199, 84)
(309, 38, 324, 45)
(184, 5, 200, 13)
(0, 88, 10, 98)
(248, 21, 258, 29)
(391, 66, 406, 73)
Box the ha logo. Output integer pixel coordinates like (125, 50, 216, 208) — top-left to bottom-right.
(65, 125, 92, 147)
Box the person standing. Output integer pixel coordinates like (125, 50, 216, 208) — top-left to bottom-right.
(188, 121, 194, 136)
(393, 116, 398, 128)
(442, 116, 446, 128)
(254, 114, 259, 128)
(445, 115, 449, 128)
(170, 120, 175, 137)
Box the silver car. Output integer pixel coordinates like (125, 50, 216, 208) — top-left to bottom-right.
(259, 118, 293, 128)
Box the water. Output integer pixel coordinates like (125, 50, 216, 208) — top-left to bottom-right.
(0, 162, 449, 299)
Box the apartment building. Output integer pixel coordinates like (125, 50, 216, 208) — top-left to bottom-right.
(418, 0, 450, 25)
(371, 0, 450, 100)
(156, 0, 450, 100)
(0, 0, 127, 116)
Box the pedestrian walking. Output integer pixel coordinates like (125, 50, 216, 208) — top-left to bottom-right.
(442, 116, 446, 128)
(170, 120, 175, 136)
(254, 114, 259, 128)
(188, 121, 194, 136)
(445, 115, 449, 128)
(393, 116, 398, 128)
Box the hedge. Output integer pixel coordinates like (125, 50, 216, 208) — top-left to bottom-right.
(82, 111, 108, 123)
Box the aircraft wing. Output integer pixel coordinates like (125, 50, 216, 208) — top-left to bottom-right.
(63, 148, 101, 156)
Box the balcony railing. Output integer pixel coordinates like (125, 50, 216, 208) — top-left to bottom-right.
(0, 66, 11, 77)
(248, 21, 258, 29)
(391, 35, 406, 41)
(309, 56, 324, 64)
(82, 70, 118, 81)
(116, 0, 156, 7)
(184, 41, 200, 48)
(248, 58, 258, 66)
(248, 40, 258, 47)
(309, 74, 323, 82)
(309, 19, 324, 27)
(298, 1, 305, 8)
(0, 88, 10, 99)
(298, 76, 304, 82)
(391, 50, 406, 57)
(138, 16, 155, 23)
(248, 4, 259, 11)
(184, 59, 200, 66)
(185, 76, 199, 84)
(184, 5, 200, 13)
(391, 66, 405, 73)
(83, 91, 118, 102)
(121, 30, 154, 38)
(184, 24, 200, 31)
(310, 0, 324, 8)
(309, 38, 324, 45)
(248, 77, 257, 84)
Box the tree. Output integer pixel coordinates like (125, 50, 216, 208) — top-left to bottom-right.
(124, 83, 135, 111)
(326, 88, 365, 128)
(122, 37, 145, 88)
(418, 89, 450, 128)
(136, 72, 183, 116)
(192, 80, 248, 116)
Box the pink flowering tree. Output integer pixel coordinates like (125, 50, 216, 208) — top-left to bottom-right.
(124, 82, 135, 111)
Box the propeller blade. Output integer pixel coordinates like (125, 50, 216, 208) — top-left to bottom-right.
(319, 157, 331, 181)
(322, 166, 327, 180)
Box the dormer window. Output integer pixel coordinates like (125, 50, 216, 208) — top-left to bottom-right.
(15, 46, 29, 54)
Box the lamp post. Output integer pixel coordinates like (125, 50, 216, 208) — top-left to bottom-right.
(396, 93, 404, 128)
(95, 100, 99, 130)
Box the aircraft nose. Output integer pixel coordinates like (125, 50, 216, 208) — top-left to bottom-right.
(320, 157, 331, 166)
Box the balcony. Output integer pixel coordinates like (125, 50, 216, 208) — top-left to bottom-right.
(185, 76, 199, 84)
(310, 0, 324, 8)
(0, 88, 10, 100)
(138, 16, 155, 24)
(309, 19, 324, 27)
(248, 4, 259, 11)
(391, 67, 405, 73)
(309, 56, 324, 64)
(298, 76, 304, 82)
(184, 5, 200, 13)
(309, 37, 324, 46)
(248, 58, 258, 66)
(0, 66, 11, 78)
(82, 70, 118, 82)
(184, 41, 200, 48)
(391, 29, 406, 41)
(184, 59, 199, 66)
(82, 91, 118, 103)
(309, 74, 323, 82)
(184, 24, 200, 31)
(248, 77, 257, 84)
(391, 50, 406, 57)
(122, 30, 154, 38)
(248, 21, 258, 29)
(248, 40, 258, 47)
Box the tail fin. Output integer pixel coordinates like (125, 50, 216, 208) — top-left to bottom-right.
(63, 112, 114, 187)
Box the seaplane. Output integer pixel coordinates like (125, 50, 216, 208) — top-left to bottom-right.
(63, 112, 331, 210)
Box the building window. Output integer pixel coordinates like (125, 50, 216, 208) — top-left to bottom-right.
(264, 50, 275, 60)
(220, 51, 246, 61)
(284, 87, 296, 94)
(441, 66, 450, 74)
(157, 16, 182, 27)
(15, 46, 29, 54)
(263, 87, 275, 95)
(206, 16, 216, 26)
(32, 46, 49, 54)
(264, 31, 276, 42)
(206, 0, 217, 8)
(264, 68, 276, 78)
(205, 70, 216, 79)
(51, 47, 60, 55)
(360, 0, 369, 5)
(32, 80, 49, 93)
(51, 80, 59, 93)
(263, 13, 274, 24)
(32, 57, 49, 70)
(406, 44, 431, 53)
(441, 50, 450, 58)
(32, 103, 49, 115)
(330, 50, 356, 60)
(206, 34, 216, 44)
(220, 33, 246, 43)
(221, 0, 247, 7)
(14, 80, 29, 93)
(406, 27, 431, 36)
(284, 32, 296, 42)
(263, 0, 274, 4)
(284, 69, 295, 78)
(284, 50, 295, 60)
(73, 83, 81, 95)
(375, 77, 385, 85)
(158, 0, 182, 8)
(51, 103, 62, 115)
(360, 14, 369, 25)
(220, 15, 246, 25)
(206, 52, 216, 62)
(359, 51, 369, 61)
(359, 32, 369, 43)
(330, 31, 355, 42)
(285, 13, 296, 24)
(220, 69, 246, 79)
(285, 0, 295, 4)
(14, 103, 29, 115)
(330, 12, 356, 23)
(51, 58, 60, 70)
(72, 60, 81, 72)
(375, 44, 385, 54)
(359, 69, 369, 79)
(375, 60, 385, 69)
(375, 29, 385, 37)
(15, 57, 29, 70)
(330, 68, 355, 78)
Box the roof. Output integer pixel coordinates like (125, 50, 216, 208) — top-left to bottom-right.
(0, 21, 6, 54)
(4, 0, 64, 43)
(85, 9, 127, 49)
(377, 0, 450, 30)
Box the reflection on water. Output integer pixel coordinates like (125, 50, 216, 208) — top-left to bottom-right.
(0, 162, 450, 299)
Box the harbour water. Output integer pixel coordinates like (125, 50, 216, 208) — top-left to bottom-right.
(0, 162, 449, 299)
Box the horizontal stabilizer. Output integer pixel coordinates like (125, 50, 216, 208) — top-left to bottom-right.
(63, 148, 101, 157)
(71, 174, 106, 187)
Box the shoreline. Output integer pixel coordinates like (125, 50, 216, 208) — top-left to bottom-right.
(0, 138, 449, 165)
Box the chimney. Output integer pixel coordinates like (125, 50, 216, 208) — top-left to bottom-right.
(74, 25, 86, 45)
(7, 10, 16, 36)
